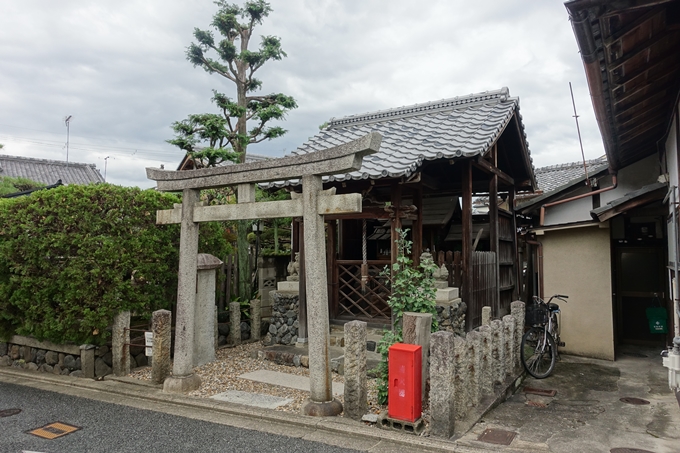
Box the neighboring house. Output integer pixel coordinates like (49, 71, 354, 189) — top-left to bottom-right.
(275, 88, 537, 329)
(516, 0, 680, 360)
(0, 154, 105, 185)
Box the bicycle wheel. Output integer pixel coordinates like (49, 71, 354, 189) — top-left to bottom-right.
(521, 327, 557, 379)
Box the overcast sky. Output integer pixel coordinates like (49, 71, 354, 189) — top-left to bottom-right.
(0, 0, 604, 188)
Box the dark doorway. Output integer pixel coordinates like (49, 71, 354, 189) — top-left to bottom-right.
(614, 247, 667, 345)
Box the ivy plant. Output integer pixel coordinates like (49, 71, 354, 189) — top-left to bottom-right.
(375, 229, 438, 404)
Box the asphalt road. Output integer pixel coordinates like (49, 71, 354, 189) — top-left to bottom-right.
(0, 382, 360, 453)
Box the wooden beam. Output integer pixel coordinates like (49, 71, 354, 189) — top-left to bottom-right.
(390, 182, 402, 266)
(603, 6, 666, 46)
(610, 52, 678, 87)
(489, 147, 500, 315)
(472, 156, 515, 186)
(607, 28, 677, 71)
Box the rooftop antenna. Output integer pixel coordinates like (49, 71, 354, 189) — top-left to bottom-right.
(64, 115, 72, 166)
(569, 83, 590, 186)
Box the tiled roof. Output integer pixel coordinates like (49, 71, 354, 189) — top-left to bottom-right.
(270, 87, 530, 187)
(534, 156, 608, 193)
(0, 154, 105, 185)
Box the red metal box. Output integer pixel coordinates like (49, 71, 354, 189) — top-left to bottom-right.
(387, 343, 422, 422)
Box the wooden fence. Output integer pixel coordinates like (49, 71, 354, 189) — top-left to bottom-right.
(437, 250, 462, 288)
(469, 251, 498, 329)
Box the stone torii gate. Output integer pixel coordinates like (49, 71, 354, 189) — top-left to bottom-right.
(146, 132, 381, 416)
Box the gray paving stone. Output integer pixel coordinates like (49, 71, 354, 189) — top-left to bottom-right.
(238, 370, 344, 396)
(210, 390, 293, 409)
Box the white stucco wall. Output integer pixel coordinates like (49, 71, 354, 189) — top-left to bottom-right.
(540, 225, 615, 360)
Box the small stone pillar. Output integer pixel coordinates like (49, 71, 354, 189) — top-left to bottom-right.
(502, 315, 515, 377)
(79, 345, 95, 379)
(453, 336, 469, 420)
(194, 254, 222, 367)
(230, 301, 241, 346)
(481, 306, 492, 326)
(510, 301, 525, 372)
(343, 320, 367, 421)
(478, 325, 493, 396)
(403, 312, 432, 403)
(467, 330, 482, 406)
(491, 319, 504, 384)
(152, 309, 172, 385)
(430, 331, 455, 438)
(251, 299, 262, 341)
(112, 311, 130, 377)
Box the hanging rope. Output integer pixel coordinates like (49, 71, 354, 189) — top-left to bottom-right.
(361, 219, 368, 293)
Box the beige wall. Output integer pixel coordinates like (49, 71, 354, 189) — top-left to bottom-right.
(540, 225, 615, 360)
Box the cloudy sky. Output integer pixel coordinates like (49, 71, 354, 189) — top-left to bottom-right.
(0, 0, 604, 188)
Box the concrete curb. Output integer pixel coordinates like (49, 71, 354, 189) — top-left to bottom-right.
(0, 366, 511, 453)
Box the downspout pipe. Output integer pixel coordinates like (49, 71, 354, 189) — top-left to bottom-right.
(525, 239, 544, 300)
(539, 174, 618, 226)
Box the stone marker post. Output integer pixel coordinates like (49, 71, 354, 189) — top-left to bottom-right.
(491, 319, 504, 384)
(152, 309, 172, 385)
(112, 311, 130, 377)
(251, 299, 262, 341)
(195, 253, 223, 367)
(510, 301, 525, 373)
(164, 189, 202, 393)
(453, 336, 469, 420)
(467, 330, 482, 407)
(403, 312, 432, 402)
(79, 345, 95, 379)
(481, 306, 492, 326)
(502, 315, 515, 377)
(430, 331, 455, 438)
(343, 320, 367, 421)
(230, 301, 241, 346)
(478, 325, 493, 395)
(301, 174, 342, 416)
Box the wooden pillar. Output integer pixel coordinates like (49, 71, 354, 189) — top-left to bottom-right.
(413, 183, 424, 267)
(462, 160, 473, 331)
(327, 220, 338, 319)
(509, 187, 520, 301)
(489, 183, 499, 314)
(390, 182, 403, 264)
(298, 220, 307, 342)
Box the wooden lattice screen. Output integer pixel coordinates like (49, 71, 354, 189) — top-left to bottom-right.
(336, 260, 391, 321)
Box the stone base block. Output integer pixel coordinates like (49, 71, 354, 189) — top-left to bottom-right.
(377, 412, 425, 435)
(301, 398, 343, 416)
(163, 374, 201, 393)
(434, 281, 449, 289)
(436, 287, 459, 303)
(276, 281, 299, 292)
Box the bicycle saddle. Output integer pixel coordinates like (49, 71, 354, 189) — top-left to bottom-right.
(548, 302, 560, 311)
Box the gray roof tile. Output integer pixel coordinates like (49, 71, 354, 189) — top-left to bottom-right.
(270, 87, 531, 188)
(535, 156, 608, 193)
(0, 154, 105, 185)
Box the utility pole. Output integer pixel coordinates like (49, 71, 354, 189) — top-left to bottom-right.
(104, 156, 110, 182)
(64, 115, 72, 165)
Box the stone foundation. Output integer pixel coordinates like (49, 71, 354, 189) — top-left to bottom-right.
(0, 336, 126, 379)
(263, 291, 299, 346)
(436, 299, 466, 336)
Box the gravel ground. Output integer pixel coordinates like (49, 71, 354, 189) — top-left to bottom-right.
(130, 342, 383, 415)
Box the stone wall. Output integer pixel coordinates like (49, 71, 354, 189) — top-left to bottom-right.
(263, 291, 299, 345)
(0, 336, 148, 379)
(436, 300, 466, 336)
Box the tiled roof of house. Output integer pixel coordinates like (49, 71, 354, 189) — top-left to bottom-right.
(535, 156, 608, 193)
(0, 154, 105, 185)
(270, 87, 531, 187)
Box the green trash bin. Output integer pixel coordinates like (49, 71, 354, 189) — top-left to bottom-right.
(646, 306, 668, 334)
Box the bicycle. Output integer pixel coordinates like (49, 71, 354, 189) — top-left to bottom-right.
(520, 294, 568, 379)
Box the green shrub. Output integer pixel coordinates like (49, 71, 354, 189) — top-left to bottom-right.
(0, 184, 228, 345)
(0, 176, 45, 196)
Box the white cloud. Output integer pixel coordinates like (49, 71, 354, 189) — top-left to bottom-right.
(0, 0, 605, 188)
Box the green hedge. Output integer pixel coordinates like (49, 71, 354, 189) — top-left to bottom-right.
(0, 184, 228, 345)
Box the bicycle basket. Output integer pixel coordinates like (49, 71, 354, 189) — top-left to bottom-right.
(526, 303, 549, 325)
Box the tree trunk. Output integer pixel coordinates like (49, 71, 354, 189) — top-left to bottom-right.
(237, 220, 250, 301)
